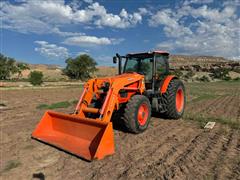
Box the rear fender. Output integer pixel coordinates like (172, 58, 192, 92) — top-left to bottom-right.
(160, 75, 177, 94)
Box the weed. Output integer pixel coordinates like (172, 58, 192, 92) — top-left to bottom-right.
(70, 99, 78, 104)
(36, 100, 75, 110)
(191, 94, 218, 103)
(36, 104, 49, 109)
(47, 101, 71, 109)
(184, 113, 240, 130)
(2, 160, 21, 173)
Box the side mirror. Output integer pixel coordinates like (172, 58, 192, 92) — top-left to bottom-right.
(113, 56, 117, 64)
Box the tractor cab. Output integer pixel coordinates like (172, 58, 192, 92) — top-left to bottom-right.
(113, 51, 170, 90)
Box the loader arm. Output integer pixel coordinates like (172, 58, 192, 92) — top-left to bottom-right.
(75, 73, 145, 123)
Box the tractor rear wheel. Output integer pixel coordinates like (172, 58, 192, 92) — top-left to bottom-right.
(162, 79, 185, 119)
(123, 95, 151, 133)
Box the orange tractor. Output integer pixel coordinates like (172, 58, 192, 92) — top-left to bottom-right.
(32, 50, 185, 161)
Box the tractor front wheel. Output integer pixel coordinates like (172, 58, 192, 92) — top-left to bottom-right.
(123, 95, 151, 133)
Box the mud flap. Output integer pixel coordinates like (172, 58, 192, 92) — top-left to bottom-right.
(32, 111, 115, 161)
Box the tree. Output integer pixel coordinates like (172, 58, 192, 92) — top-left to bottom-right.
(28, 71, 43, 85)
(0, 53, 17, 80)
(16, 62, 30, 79)
(63, 54, 97, 80)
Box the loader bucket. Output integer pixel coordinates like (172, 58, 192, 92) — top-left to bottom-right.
(32, 111, 115, 161)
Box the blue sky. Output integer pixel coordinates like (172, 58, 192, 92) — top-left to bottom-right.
(1, 0, 239, 66)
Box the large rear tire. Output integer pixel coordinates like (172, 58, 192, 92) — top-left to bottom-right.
(123, 95, 151, 133)
(162, 79, 185, 119)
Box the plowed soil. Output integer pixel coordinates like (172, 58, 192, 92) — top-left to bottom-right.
(1, 82, 240, 180)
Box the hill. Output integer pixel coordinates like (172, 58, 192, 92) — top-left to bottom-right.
(11, 55, 240, 82)
(169, 55, 230, 67)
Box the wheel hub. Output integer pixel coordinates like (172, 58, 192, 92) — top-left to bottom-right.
(176, 88, 184, 113)
(137, 103, 149, 126)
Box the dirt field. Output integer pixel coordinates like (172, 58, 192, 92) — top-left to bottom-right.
(0, 81, 240, 180)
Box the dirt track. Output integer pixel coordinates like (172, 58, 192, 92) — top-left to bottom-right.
(1, 84, 240, 180)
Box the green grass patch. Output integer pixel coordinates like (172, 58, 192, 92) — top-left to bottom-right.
(37, 101, 71, 109)
(70, 99, 78, 104)
(36, 99, 78, 110)
(2, 160, 21, 173)
(184, 113, 240, 130)
(190, 93, 218, 103)
(36, 104, 49, 109)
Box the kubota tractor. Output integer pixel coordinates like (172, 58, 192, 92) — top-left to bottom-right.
(32, 50, 185, 161)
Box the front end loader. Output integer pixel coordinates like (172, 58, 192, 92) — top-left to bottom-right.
(32, 50, 186, 161)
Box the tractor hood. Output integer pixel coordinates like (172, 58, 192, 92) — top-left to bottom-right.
(89, 72, 145, 88)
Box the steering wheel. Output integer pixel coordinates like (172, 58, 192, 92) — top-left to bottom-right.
(138, 71, 146, 75)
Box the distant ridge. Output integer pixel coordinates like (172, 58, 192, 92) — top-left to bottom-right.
(169, 55, 231, 67)
(13, 54, 239, 80)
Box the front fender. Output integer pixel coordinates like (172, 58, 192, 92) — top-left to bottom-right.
(160, 75, 177, 93)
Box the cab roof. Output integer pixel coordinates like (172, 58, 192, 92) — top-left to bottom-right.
(127, 50, 169, 57)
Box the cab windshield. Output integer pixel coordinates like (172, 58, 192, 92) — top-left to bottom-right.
(124, 56, 153, 81)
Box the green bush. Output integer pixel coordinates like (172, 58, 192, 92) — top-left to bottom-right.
(184, 70, 195, 79)
(233, 77, 240, 81)
(210, 68, 230, 80)
(28, 71, 43, 85)
(199, 75, 210, 82)
(171, 69, 183, 78)
(223, 76, 231, 81)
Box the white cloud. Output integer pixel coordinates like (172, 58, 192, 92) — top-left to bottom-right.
(35, 41, 69, 59)
(52, 27, 85, 37)
(151, 3, 240, 59)
(138, 8, 148, 15)
(83, 0, 93, 4)
(223, 0, 240, 6)
(149, 9, 192, 37)
(73, 3, 144, 28)
(183, 0, 214, 5)
(63, 35, 124, 47)
(78, 51, 89, 55)
(0, 0, 74, 34)
(0, 0, 146, 35)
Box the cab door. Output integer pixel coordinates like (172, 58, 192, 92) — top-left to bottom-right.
(155, 54, 169, 80)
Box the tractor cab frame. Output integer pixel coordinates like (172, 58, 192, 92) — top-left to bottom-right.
(113, 51, 170, 91)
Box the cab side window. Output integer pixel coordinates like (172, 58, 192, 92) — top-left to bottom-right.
(155, 55, 168, 77)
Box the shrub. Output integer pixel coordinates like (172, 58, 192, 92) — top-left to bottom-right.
(210, 68, 230, 80)
(171, 69, 183, 78)
(223, 76, 231, 81)
(199, 75, 210, 82)
(184, 70, 195, 79)
(233, 77, 240, 81)
(28, 71, 43, 85)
